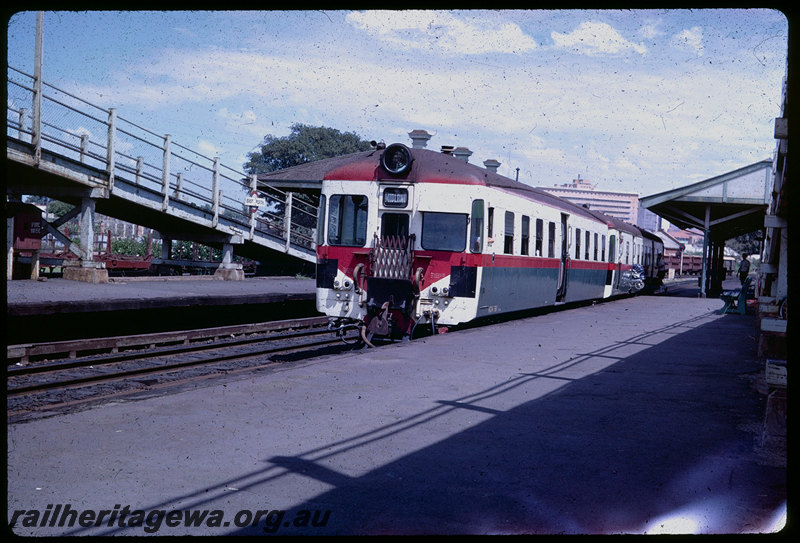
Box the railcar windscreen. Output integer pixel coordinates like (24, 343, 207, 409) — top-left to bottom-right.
(421, 212, 468, 252)
(328, 194, 368, 246)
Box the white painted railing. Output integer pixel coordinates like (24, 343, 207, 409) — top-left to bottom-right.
(6, 66, 317, 260)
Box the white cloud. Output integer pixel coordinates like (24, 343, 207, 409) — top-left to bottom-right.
(216, 107, 266, 140)
(551, 21, 648, 56)
(56, 10, 783, 195)
(196, 139, 220, 157)
(639, 20, 665, 40)
(671, 26, 704, 56)
(346, 10, 538, 55)
(67, 125, 94, 139)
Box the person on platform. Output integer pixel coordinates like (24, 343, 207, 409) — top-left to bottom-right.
(738, 254, 750, 285)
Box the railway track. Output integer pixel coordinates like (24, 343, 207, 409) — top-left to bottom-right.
(7, 285, 687, 422)
(6, 316, 354, 420)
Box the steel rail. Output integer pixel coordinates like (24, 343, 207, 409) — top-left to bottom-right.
(7, 333, 341, 397)
(7, 316, 329, 365)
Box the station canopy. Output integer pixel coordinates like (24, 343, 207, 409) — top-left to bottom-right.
(640, 160, 772, 241)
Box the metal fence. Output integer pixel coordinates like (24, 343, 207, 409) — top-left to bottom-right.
(6, 66, 317, 255)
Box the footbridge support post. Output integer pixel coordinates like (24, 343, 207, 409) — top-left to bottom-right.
(62, 197, 109, 284)
(213, 239, 244, 280)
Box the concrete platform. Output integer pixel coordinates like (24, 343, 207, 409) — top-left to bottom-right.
(6, 276, 316, 314)
(5, 276, 317, 343)
(7, 292, 785, 535)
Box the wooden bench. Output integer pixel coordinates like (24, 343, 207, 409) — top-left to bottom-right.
(719, 276, 752, 315)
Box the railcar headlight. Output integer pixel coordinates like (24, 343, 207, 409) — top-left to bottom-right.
(381, 143, 413, 176)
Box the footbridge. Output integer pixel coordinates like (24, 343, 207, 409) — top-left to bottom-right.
(6, 66, 317, 282)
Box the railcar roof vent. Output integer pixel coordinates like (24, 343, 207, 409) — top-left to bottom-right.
(453, 147, 473, 163)
(441, 145, 454, 155)
(408, 129, 432, 149)
(483, 159, 501, 173)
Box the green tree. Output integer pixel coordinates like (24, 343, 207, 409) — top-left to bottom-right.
(111, 237, 159, 257)
(48, 200, 74, 216)
(243, 123, 372, 175)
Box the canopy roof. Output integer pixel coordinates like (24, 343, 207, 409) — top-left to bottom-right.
(640, 160, 771, 241)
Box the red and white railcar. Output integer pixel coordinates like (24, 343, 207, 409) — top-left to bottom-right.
(315, 143, 662, 343)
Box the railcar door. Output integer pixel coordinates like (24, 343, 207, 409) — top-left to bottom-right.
(556, 213, 569, 302)
(380, 212, 409, 238)
(374, 212, 412, 279)
(608, 234, 618, 289)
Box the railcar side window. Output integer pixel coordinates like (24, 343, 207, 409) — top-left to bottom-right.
(521, 215, 530, 256)
(535, 219, 543, 257)
(585, 231, 591, 260)
(422, 212, 467, 252)
(504, 211, 514, 254)
(328, 194, 368, 247)
(594, 233, 599, 261)
(601, 234, 606, 262)
(575, 228, 581, 259)
(608, 235, 616, 263)
(470, 200, 484, 253)
(548, 222, 556, 258)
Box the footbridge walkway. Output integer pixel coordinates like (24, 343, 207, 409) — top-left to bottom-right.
(6, 66, 317, 281)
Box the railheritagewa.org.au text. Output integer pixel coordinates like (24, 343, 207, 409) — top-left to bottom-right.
(10, 504, 331, 534)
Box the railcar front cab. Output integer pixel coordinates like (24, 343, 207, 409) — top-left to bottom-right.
(317, 143, 476, 344)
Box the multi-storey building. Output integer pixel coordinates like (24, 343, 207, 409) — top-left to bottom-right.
(538, 176, 642, 226)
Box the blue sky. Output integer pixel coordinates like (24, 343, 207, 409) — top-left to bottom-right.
(6, 9, 788, 197)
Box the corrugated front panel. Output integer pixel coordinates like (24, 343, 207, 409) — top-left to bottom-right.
(477, 266, 559, 316)
(477, 261, 608, 316)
